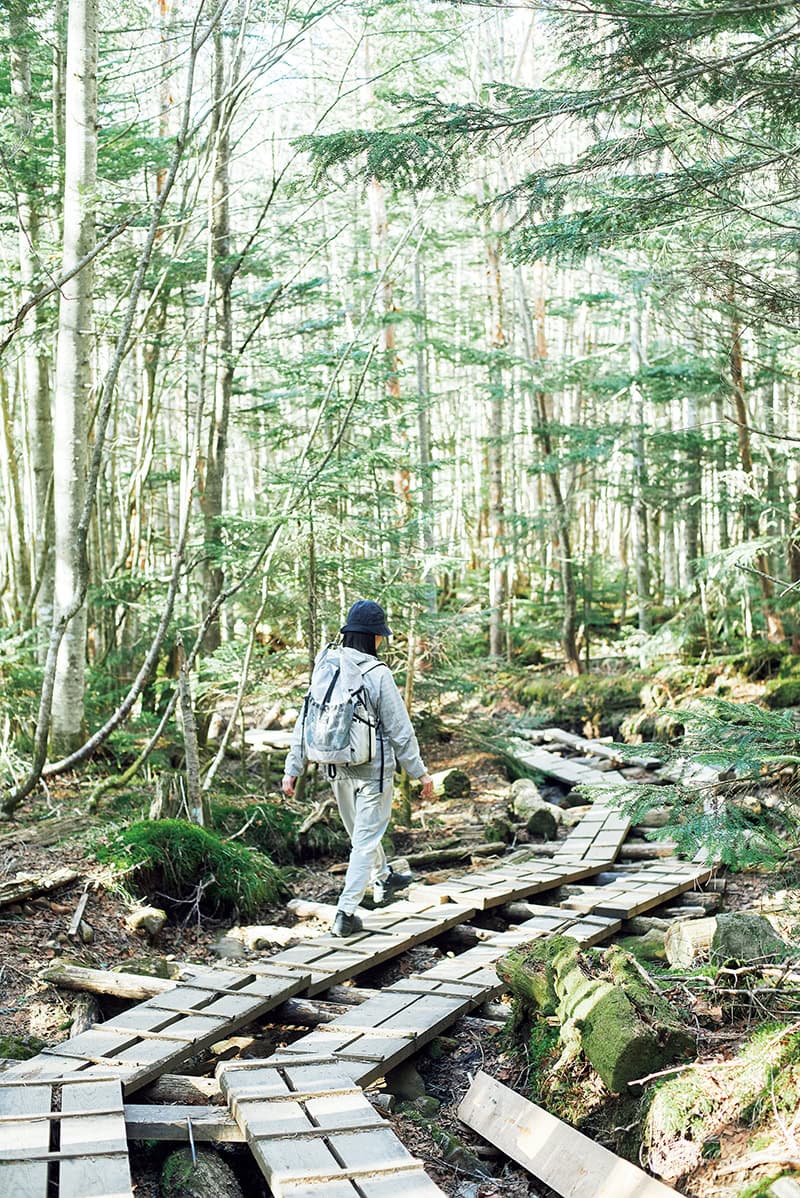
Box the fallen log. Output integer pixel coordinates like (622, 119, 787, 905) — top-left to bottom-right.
(498, 936, 695, 1093)
(139, 1075, 223, 1104)
(458, 1071, 675, 1197)
(0, 815, 92, 849)
(509, 779, 560, 839)
(404, 841, 507, 868)
(618, 842, 678, 861)
(0, 867, 79, 908)
(41, 961, 176, 1000)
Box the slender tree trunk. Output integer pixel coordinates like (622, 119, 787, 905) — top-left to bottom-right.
(729, 300, 785, 642)
(484, 210, 507, 658)
(51, 0, 97, 756)
(629, 299, 651, 632)
(516, 267, 582, 673)
(414, 238, 436, 615)
(8, 3, 48, 629)
(201, 24, 234, 655)
(0, 372, 29, 619)
(684, 393, 702, 592)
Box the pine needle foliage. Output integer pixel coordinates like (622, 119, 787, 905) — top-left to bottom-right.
(579, 700, 800, 868)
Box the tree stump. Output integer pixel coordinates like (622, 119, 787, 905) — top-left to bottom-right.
(161, 1148, 244, 1198)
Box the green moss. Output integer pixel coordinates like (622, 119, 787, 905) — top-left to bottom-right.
(0, 1034, 45, 1060)
(516, 672, 644, 733)
(737, 1175, 796, 1198)
(212, 798, 299, 863)
(94, 818, 288, 918)
(764, 679, 800, 709)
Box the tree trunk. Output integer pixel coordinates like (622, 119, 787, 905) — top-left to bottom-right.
(516, 268, 582, 673)
(484, 213, 507, 658)
(201, 24, 234, 656)
(629, 298, 651, 632)
(51, 0, 97, 756)
(8, 2, 50, 632)
(729, 298, 785, 642)
(414, 238, 437, 615)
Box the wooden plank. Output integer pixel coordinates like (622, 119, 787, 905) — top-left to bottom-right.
(124, 1103, 244, 1142)
(0, 1082, 50, 1198)
(59, 1078, 133, 1198)
(458, 1071, 675, 1198)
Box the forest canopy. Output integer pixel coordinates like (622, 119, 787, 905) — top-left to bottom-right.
(0, 0, 798, 815)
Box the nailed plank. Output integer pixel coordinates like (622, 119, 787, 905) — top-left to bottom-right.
(124, 1103, 243, 1142)
(219, 1061, 445, 1197)
(458, 1071, 674, 1198)
(0, 1082, 50, 1198)
(59, 1079, 133, 1198)
(11, 968, 308, 1094)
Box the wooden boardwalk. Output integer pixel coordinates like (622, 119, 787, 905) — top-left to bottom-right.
(0, 1075, 132, 1197)
(6, 754, 717, 1194)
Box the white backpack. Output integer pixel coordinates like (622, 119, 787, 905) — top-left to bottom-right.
(301, 647, 385, 769)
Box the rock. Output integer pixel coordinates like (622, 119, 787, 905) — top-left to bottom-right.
(414, 1095, 441, 1117)
(112, 955, 179, 979)
(370, 1092, 396, 1114)
(384, 1061, 426, 1100)
(711, 912, 790, 965)
(125, 906, 168, 937)
(78, 920, 94, 944)
(560, 805, 591, 827)
(161, 1148, 244, 1198)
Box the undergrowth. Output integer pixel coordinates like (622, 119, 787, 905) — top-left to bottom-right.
(95, 818, 288, 918)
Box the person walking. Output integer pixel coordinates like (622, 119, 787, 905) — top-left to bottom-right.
(282, 600, 435, 937)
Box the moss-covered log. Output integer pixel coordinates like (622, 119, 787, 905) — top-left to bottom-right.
(498, 936, 696, 1093)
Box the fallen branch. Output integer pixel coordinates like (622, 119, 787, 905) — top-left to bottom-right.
(0, 868, 78, 909)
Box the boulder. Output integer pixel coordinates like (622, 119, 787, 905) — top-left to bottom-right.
(384, 1060, 426, 1100)
(125, 906, 167, 937)
(711, 912, 790, 965)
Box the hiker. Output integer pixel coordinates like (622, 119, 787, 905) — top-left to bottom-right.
(282, 599, 435, 937)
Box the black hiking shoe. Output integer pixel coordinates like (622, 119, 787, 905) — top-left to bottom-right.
(331, 910, 363, 938)
(373, 867, 415, 905)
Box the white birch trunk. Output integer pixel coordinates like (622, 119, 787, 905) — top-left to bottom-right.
(51, 0, 97, 755)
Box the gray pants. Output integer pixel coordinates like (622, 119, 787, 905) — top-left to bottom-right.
(332, 771, 393, 914)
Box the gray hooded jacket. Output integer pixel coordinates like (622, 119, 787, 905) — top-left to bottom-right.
(284, 646, 427, 782)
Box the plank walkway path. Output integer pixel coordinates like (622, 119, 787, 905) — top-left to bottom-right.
(0, 1075, 132, 1197)
(5, 727, 717, 1195)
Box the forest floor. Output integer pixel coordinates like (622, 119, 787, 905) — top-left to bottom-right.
(2, 663, 799, 1196)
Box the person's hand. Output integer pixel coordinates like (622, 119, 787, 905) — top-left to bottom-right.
(282, 775, 296, 797)
(419, 774, 435, 800)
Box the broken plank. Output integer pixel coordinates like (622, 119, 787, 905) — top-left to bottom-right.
(458, 1071, 675, 1198)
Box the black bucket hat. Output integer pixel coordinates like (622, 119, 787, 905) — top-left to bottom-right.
(341, 599, 392, 638)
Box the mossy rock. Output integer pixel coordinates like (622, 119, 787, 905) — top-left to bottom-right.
(711, 912, 790, 965)
(617, 929, 667, 964)
(0, 1034, 45, 1060)
(765, 679, 800, 709)
(485, 817, 515, 844)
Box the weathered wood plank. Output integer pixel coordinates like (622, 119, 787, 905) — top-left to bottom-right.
(458, 1071, 675, 1198)
(59, 1079, 133, 1198)
(0, 1082, 50, 1198)
(124, 1103, 243, 1142)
